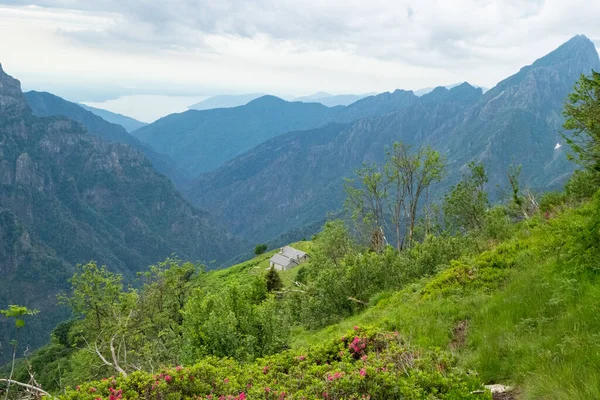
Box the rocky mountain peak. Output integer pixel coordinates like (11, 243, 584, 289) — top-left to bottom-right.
(0, 63, 30, 117)
(532, 34, 599, 69)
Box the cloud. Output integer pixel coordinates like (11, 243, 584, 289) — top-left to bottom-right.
(0, 0, 599, 102)
(2, 0, 587, 65)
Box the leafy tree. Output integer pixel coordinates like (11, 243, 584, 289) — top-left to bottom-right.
(563, 70, 600, 178)
(443, 162, 489, 232)
(254, 244, 268, 255)
(344, 163, 388, 250)
(58, 262, 123, 331)
(265, 268, 283, 292)
(311, 220, 354, 267)
(385, 142, 446, 249)
(345, 142, 445, 250)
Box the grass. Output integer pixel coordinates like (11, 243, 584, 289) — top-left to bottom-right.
(290, 201, 600, 399)
(201, 241, 311, 290)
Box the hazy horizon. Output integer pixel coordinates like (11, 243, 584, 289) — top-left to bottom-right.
(1, 2, 598, 100)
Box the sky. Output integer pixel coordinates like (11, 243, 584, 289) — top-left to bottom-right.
(0, 0, 599, 121)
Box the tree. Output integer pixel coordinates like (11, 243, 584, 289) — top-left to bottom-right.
(443, 161, 489, 233)
(385, 143, 445, 249)
(59, 262, 134, 377)
(59, 262, 123, 331)
(265, 268, 283, 292)
(1, 305, 39, 399)
(344, 164, 388, 251)
(506, 164, 538, 219)
(345, 142, 445, 251)
(254, 244, 268, 255)
(563, 70, 600, 178)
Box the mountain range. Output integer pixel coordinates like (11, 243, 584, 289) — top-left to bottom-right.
(0, 64, 247, 353)
(2, 34, 598, 360)
(293, 92, 375, 106)
(184, 35, 600, 242)
(188, 92, 375, 112)
(133, 89, 424, 176)
(188, 93, 266, 110)
(79, 103, 148, 132)
(413, 82, 488, 96)
(24, 91, 190, 187)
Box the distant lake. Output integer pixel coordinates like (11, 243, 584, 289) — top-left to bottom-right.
(83, 94, 209, 123)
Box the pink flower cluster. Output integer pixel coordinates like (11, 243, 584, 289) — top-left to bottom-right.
(213, 394, 246, 400)
(349, 336, 366, 354)
(108, 387, 123, 400)
(327, 371, 344, 381)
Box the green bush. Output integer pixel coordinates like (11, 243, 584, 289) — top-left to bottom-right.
(60, 328, 488, 400)
(538, 191, 568, 213)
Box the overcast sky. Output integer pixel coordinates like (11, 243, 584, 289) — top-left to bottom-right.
(1, 0, 599, 121)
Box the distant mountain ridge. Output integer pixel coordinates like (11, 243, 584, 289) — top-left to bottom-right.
(134, 90, 424, 176)
(79, 103, 147, 132)
(0, 64, 247, 354)
(293, 92, 375, 107)
(414, 82, 488, 96)
(188, 93, 266, 110)
(186, 35, 600, 243)
(25, 91, 190, 187)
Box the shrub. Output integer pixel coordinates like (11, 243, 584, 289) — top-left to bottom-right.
(254, 244, 268, 255)
(59, 328, 489, 400)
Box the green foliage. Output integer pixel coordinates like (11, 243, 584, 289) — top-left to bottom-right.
(254, 243, 268, 255)
(265, 268, 283, 292)
(59, 328, 488, 400)
(563, 70, 600, 176)
(566, 169, 600, 200)
(182, 279, 288, 362)
(58, 262, 124, 331)
(292, 193, 600, 399)
(1, 305, 39, 329)
(538, 191, 568, 213)
(443, 161, 489, 232)
(345, 142, 446, 250)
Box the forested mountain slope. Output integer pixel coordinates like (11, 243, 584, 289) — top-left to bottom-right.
(187, 35, 600, 242)
(25, 91, 189, 187)
(0, 64, 246, 356)
(132, 89, 422, 175)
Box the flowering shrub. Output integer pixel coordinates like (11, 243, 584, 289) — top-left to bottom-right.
(59, 327, 489, 399)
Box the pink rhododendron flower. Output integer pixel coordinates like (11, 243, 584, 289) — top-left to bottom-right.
(176, 365, 183, 372)
(238, 393, 247, 400)
(354, 326, 359, 331)
(360, 368, 366, 377)
(263, 365, 269, 374)
(224, 378, 229, 384)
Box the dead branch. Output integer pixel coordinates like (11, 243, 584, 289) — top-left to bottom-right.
(0, 379, 53, 399)
(109, 336, 127, 377)
(347, 297, 368, 305)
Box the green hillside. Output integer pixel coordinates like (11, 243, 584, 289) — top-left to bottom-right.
(200, 241, 311, 292)
(4, 69, 600, 400)
(11, 182, 596, 400)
